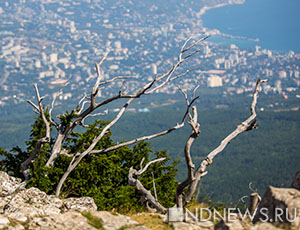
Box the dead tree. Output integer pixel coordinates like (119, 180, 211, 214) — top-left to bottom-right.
(248, 182, 261, 215)
(129, 78, 267, 211)
(23, 36, 209, 196)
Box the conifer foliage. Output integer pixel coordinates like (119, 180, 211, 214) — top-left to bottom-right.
(0, 115, 178, 212)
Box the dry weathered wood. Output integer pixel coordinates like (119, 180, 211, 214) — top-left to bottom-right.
(26, 36, 209, 196)
(249, 192, 261, 215)
(179, 78, 267, 207)
(175, 86, 201, 208)
(56, 117, 184, 196)
(128, 157, 167, 214)
(46, 38, 204, 168)
(21, 84, 51, 180)
(53, 37, 207, 196)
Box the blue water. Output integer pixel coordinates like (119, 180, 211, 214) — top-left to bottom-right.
(202, 0, 300, 53)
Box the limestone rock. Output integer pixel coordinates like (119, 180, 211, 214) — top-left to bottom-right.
(0, 216, 10, 229)
(6, 223, 25, 230)
(215, 221, 281, 230)
(214, 220, 251, 230)
(90, 211, 139, 230)
(1, 180, 96, 219)
(172, 221, 212, 230)
(27, 211, 97, 230)
(3, 187, 63, 217)
(126, 226, 151, 230)
(0, 172, 23, 197)
(250, 222, 281, 230)
(195, 221, 214, 229)
(253, 186, 300, 229)
(0, 171, 152, 230)
(291, 170, 300, 190)
(63, 197, 97, 212)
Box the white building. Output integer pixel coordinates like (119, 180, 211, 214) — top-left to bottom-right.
(151, 63, 157, 75)
(50, 53, 58, 63)
(114, 41, 122, 49)
(279, 70, 287, 78)
(35, 60, 41, 68)
(207, 75, 223, 87)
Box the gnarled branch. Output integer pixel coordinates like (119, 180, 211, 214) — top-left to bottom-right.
(179, 78, 267, 207)
(128, 157, 167, 214)
(21, 84, 51, 180)
(52, 37, 207, 195)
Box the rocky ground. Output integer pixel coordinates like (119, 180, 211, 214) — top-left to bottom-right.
(0, 171, 299, 230)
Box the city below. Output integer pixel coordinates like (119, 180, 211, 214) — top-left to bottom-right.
(0, 0, 299, 113)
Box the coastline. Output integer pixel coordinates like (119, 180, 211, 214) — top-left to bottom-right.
(197, 0, 259, 45)
(197, 0, 245, 22)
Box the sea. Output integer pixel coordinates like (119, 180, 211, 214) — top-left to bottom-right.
(202, 0, 300, 53)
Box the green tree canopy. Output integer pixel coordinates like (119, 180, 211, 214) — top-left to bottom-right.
(0, 114, 178, 213)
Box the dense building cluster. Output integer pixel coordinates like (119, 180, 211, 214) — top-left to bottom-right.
(0, 0, 299, 108)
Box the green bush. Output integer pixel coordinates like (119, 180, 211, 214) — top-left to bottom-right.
(0, 115, 178, 213)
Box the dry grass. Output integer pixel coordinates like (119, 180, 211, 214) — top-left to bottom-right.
(129, 213, 174, 230)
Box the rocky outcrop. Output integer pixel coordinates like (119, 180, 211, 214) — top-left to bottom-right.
(0, 172, 24, 197)
(90, 211, 140, 230)
(214, 185, 300, 230)
(2, 171, 300, 230)
(173, 221, 214, 230)
(0, 171, 149, 230)
(0, 171, 97, 218)
(252, 186, 300, 229)
(291, 170, 300, 190)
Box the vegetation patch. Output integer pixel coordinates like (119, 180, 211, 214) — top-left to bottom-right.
(129, 212, 173, 230)
(82, 211, 104, 230)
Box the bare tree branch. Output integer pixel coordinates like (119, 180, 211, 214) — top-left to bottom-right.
(180, 78, 267, 207)
(21, 84, 51, 180)
(176, 104, 200, 208)
(98, 76, 138, 87)
(76, 100, 90, 115)
(170, 66, 203, 83)
(145, 36, 208, 95)
(92, 51, 110, 108)
(128, 157, 167, 214)
(56, 111, 184, 196)
(27, 100, 40, 112)
(177, 86, 200, 123)
(49, 82, 69, 128)
(46, 36, 206, 167)
(20, 36, 208, 193)
(152, 171, 158, 201)
(80, 110, 108, 128)
(182, 35, 210, 53)
(90, 122, 184, 155)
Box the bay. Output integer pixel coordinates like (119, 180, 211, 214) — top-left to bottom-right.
(202, 0, 300, 53)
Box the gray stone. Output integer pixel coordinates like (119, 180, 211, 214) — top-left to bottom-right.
(6, 212, 28, 223)
(0, 216, 10, 228)
(253, 186, 300, 229)
(126, 226, 151, 230)
(3, 187, 63, 217)
(7, 223, 25, 230)
(250, 222, 281, 230)
(291, 170, 300, 190)
(63, 196, 97, 212)
(0, 172, 150, 230)
(27, 211, 97, 230)
(196, 220, 214, 228)
(0, 171, 23, 197)
(90, 211, 138, 230)
(173, 221, 205, 230)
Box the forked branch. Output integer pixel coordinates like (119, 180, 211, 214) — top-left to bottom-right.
(128, 157, 167, 214)
(21, 84, 51, 180)
(53, 36, 207, 195)
(179, 78, 267, 207)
